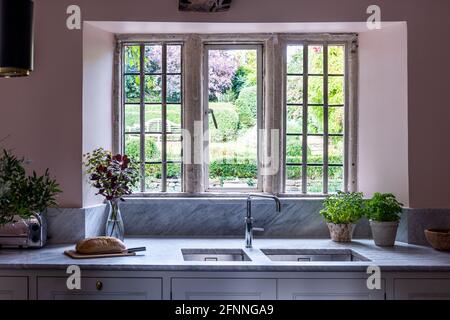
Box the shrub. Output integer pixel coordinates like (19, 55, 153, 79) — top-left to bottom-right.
(235, 86, 257, 129)
(209, 159, 257, 179)
(365, 193, 403, 222)
(125, 136, 160, 161)
(320, 192, 365, 224)
(209, 103, 239, 142)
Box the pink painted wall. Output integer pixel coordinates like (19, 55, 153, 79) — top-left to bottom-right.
(82, 23, 114, 207)
(0, 0, 448, 208)
(358, 23, 409, 206)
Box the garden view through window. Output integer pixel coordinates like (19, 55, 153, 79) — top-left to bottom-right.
(205, 46, 261, 190)
(120, 37, 350, 195)
(286, 44, 346, 194)
(123, 43, 183, 192)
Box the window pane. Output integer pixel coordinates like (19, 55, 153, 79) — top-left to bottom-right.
(329, 107, 344, 134)
(145, 45, 162, 73)
(167, 45, 182, 74)
(145, 134, 162, 162)
(307, 166, 323, 193)
(207, 48, 259, 189)
(124, 134, 141, 162)
(167, 104, 181, 133)
(329, 136, 344, 164)
(167, 134, 182, 161)
(286, 105, 302, 134)
(308, 76, 323, 104)
(286, 135, 302, 163)
(286, 165, 302, 193)
(145, 164, 162, 192)
(308, 135, 323, 164)
(329, 76, 344, 105)
(287, 76, 303, 104)
(328, 46, 345, 74)
(287, 45, 303, 74)
(329, 166, 344, 193)
(124, 105, 140, 133)
(124, 75, 140, 103)
(124, 45, 140, 73)
(145, 75, 162, 103)
(145, 105, 162, 133)
(167, 163, 182, 192)
(308, 106, 324, 134)
(308, 45, 323, 74)
(167, 75, 181, 103)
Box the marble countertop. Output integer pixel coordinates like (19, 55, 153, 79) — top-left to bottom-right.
(0, 238, 450, 272)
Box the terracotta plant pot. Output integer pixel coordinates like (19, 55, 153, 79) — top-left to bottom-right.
(326, 223, 355, 242)
(370, 221, 399, 247)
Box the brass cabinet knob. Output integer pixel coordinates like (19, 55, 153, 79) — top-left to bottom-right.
(95, 280, 103, 291)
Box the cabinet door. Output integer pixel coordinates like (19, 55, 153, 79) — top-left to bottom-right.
(0, 277, 28, 300)
(37, 277, 162, 300)
(172, 278, 277, 300)
(278, 278, 385, 300)
(394, 279, 450, 300)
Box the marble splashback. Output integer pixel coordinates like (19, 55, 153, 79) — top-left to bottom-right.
(118, 198, 372, 239)
(43, 198, 450, 246)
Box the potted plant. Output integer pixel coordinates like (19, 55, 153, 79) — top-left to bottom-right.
(320, 192, 365, 242)
(84, 148, 138, 241)
(0, 150, 61, 239)
(365, 193, 403, 247)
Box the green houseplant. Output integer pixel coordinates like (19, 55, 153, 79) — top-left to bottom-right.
(320, 192, 365, 242)
(365, 193, 403, 247)
(84, 148, 138, 241)
(0, 150, 61, 233)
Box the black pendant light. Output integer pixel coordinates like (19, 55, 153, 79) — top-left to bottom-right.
(0, 0, 34, 78)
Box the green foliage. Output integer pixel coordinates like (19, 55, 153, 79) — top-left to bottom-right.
(209, 103, 240, 142)
(125, 137, 160, 162)
(235, 86, 257, 129)
(320, 192, 365, 224)
(365, 193, 403, 222)
(84, 148, 139, 201)
(209, 159, 257, 180)
(0, 150, 61, 225)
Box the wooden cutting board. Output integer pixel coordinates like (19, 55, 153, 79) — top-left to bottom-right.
(64, 250, 136, 259)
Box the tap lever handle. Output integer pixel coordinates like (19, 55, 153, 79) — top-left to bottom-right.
(253, 227, 265, 233)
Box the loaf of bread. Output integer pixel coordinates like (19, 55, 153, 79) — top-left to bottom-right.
(75, 237, 126, 254)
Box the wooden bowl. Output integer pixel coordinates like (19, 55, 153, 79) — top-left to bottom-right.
(425, 229, 450, 251)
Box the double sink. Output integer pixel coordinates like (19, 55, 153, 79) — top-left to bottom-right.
(182, 248, 370, 262)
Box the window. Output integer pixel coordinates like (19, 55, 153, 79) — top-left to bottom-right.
(285, 43, 348, 194)
(204, 45, 263, 191)
(122, 43, 183, 192)
(116, 34, 357, 196)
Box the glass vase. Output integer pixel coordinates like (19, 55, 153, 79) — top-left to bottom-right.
(105, 199, 124, 241)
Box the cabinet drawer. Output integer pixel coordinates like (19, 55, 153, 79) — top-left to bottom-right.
(394, 279, 450, 300)
(172, 278, 277, 300)
(0, 277, 28, 300)
(279, 278, 385, 300)
(38, 277, 162, 300)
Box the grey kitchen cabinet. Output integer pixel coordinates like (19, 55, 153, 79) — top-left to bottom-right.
(37, 276, 162, 300)
(278, 278, 386, 300)
(171, 278, 277, 300)
(0, 276, 28, 300)
(394, 279, 450, 300)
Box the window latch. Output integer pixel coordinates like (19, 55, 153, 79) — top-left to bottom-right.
(208, 109, 219, 129)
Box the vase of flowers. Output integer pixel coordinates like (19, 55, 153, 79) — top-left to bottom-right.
(84, 148, 138, 241)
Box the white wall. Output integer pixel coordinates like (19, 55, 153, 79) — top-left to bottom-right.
(82, 23, 114, 207)
(358, 23, 409, 206)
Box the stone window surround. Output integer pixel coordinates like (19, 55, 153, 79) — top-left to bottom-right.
(113, 33, 359, 198)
